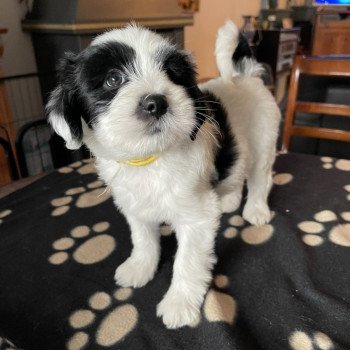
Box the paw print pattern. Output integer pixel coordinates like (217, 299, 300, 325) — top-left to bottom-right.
(345, 184, 350, 202)
(272, 172, 294, 186)
(289, 330, 334, 350)
(321, 157, 350, 171)
(48, 222, 116, 265)
(298, 210, 350, 247)
(50, 180, 111, 216)
(222, 214, 275, 245)
(66, 288, 138, 349)
(57, 159, 96, 175)
(221, 172, 293, 215)
(203, 274, 237, 325)
(0, 209, 12, 225)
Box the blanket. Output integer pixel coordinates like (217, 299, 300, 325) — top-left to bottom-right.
(0, 153, 349, 350)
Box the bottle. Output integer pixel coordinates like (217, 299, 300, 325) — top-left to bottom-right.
(241, 15, 255, 46)
(268, 15, 277, 30)
(260, 0, 268, 9)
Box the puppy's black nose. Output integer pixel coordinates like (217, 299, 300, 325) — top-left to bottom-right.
(141, 94, 168, 118)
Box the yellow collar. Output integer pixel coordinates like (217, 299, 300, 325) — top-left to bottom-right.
(117, 155, 158, 167)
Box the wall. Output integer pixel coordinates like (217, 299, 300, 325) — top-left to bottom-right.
(184, 0, 260, 79)
(0, 0, 37, 77)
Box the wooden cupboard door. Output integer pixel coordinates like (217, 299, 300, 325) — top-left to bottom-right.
(312, 12, 350, 55)
(0, 27, 18, 185)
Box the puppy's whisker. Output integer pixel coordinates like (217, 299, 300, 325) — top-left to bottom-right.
(195, 112, 222, 138)
(194, 98, 221, 105)
(99, 165, 122, 196)
(205, 116, 221, 132)
(198, 129, 218, 148)
(194, 108, 215, 114)
(192, 121, 220, 148)
(204, 129, 220, 148)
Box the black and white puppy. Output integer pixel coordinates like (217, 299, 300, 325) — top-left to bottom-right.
(47, 21, 280, 328)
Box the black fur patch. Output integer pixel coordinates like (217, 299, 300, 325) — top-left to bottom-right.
(79, 42, 136, 108)
(47, 42, 136, 144)
(162, 50, 197, 88)
(232, 33, 253, 64)
(162, 50, 206, 140)
(201, 91, 238, 183)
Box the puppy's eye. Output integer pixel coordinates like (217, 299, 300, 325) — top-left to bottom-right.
(105, 72, 125, 88)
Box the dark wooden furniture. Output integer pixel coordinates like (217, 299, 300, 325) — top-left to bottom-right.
(0, 27, 20, 186)
(282, 55, 350, 152)
(312, 8, 350, 56)
(0, 27, 11, 185)
(254, 28, 300, 78)
(253, 28, 300, 102)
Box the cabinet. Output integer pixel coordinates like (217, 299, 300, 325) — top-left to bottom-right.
(312, 9, 350, 55)
(254, 28, 300, 102)
(254, 28, 300, 77)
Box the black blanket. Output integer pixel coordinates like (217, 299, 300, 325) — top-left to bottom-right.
(0, 153, 349, 350)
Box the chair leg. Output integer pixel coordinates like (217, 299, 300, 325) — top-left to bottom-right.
(281, 56, 302, 152)
(282, 119, 293, 152)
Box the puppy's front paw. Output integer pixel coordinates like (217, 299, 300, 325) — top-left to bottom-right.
(114, 257, 156, 288)
(243, 201, 271, 226)
(157, 292, 201, 329)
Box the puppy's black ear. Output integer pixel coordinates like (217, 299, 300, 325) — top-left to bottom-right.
(163, 50, 207, 141)
(46, 52, 83, 150)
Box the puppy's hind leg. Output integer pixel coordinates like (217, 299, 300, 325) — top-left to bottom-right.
(243, 154, 274, 226)
(216, 155, 246, 214)
(115, 216, 160, 288)
(218, 179, 244, 214)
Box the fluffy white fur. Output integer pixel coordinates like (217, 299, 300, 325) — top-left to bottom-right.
(48, 21, 280, 329)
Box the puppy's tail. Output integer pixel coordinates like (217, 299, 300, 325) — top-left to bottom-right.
(215, 20, 263, 81)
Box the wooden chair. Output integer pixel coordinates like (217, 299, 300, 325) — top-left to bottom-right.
(282, 55, 350, 152)
(0, 125, 19, 185)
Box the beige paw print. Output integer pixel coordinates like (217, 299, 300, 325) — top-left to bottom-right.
(321, 157, 350, 171)
(0, 209, 12, 225)
(289, 330, 334, 350)
(202, 274, 236, 326)
(223, 214, 275, 245)
(345, 184, 350, 202)
(50, 179, 111, 216)
(48, 222, 116, 265)
(57, 159, 96, 175)
(273, 171, 294, 185)
(66, 288, 138, 349)
(298, 210, 350, 247)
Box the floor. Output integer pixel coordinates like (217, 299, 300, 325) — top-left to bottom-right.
(0, 173, 45, 199)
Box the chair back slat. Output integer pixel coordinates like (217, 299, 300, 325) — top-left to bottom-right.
(295, 102, 350, 117)
(292, 126, 350, 143)
(299, 56, 350, 77)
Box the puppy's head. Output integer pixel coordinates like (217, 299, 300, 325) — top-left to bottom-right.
(47, 25, 205, 160)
